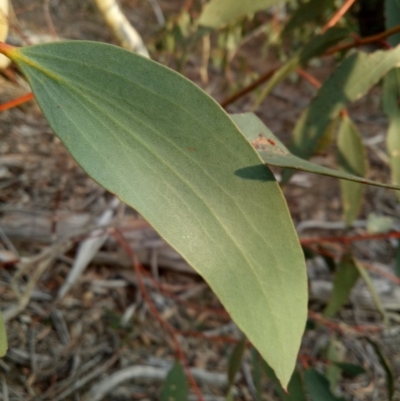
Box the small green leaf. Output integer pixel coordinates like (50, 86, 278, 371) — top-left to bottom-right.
(315, 116, 339, 154)
(366, 339, 394, 401)
(325, 336, 345, 394)
(3, 41, 307, 388)
(337, 115, 368, 226)
(324, 254, 359, 318)
(282, 0, 335, 36)
(395, 241, 400, 278)
(261, 357, 306, 400)
(366, 213, 394, 234)
(255, 28, 349, 106)
(385, 0, 400, 47)
(251, 347, 263, 401)
(278, 370, 307, 401)
(383, 68, 400, 202)
(354, 260, 389, 325)
(198, 0, 287, 29)
(227, 336, 246, 397)
(161, 361, 189, 401)
(231, 112, 400, 190)
(333, 363, 365, 378)
(305, 369, 346, 401)
(288, 46, 400, 172)
(0, 311, 7, 357)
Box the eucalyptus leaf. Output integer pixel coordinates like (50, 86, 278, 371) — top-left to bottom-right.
(0, 311, 7, 358)
(261, 356, 306, 401)
(231, 113, 400, 190)
(366, 213, 394, 234)
(160, 361, 188, 401)
(254, 28, 349, 106)
(325, 336, 345, 395)
(333, 363, 365, 378)
(282, 0, 335, 36)
(251, 348, 263, 401)
(286, 46, 400, 180)
(305, 369, 346, 401)
(383, 68, 400, 202)
(1, 41, 307, 388)
(385, 0, 400, 47)
(396, 241, 400, 278)
(367, 339, 395, 401)
(355, 260, 389, 325)
(324, 254, 359, 318)
(227, 337, 246, 398)
(198, 0, 287, 29)
(337, 115, 368, 225)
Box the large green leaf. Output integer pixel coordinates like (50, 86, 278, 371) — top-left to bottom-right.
(1, 41, 307, 388)
(385, 0, 400, 47)
(288, 46, 400, 169)
(383, 68, 400, 202)
(231, 113, 400, 190)
(198, 0, 287, 29)
(337, 116, 368, 225)
(160, 361, 188, 401)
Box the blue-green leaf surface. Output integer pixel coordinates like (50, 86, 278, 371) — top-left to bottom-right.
(3, 41, 307, 388)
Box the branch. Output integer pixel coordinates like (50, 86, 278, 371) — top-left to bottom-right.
(325, 25, 400, 55)
(93, 0, 149, 58)
(221, 25, 400, 108)
(321, 0, 357, 33)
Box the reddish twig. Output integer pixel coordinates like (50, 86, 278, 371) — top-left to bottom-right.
(113, 229, 205, 401)
(300, 231, 400, 246)
(297, 68, 322, 89)
(308, 311, 382, 334)
(321, 0, 357, 33)
(183, 0, 194, 12)
(220, 65, 279, 108)
(0, 92, 34, 112)
(325, 24, 400, 55)
(361, 261, 400, 286)
(220, 25, 400, 108)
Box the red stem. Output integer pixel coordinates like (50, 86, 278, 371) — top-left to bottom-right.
(113, 229, 205, 401)
(0, 92, 34, 112)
